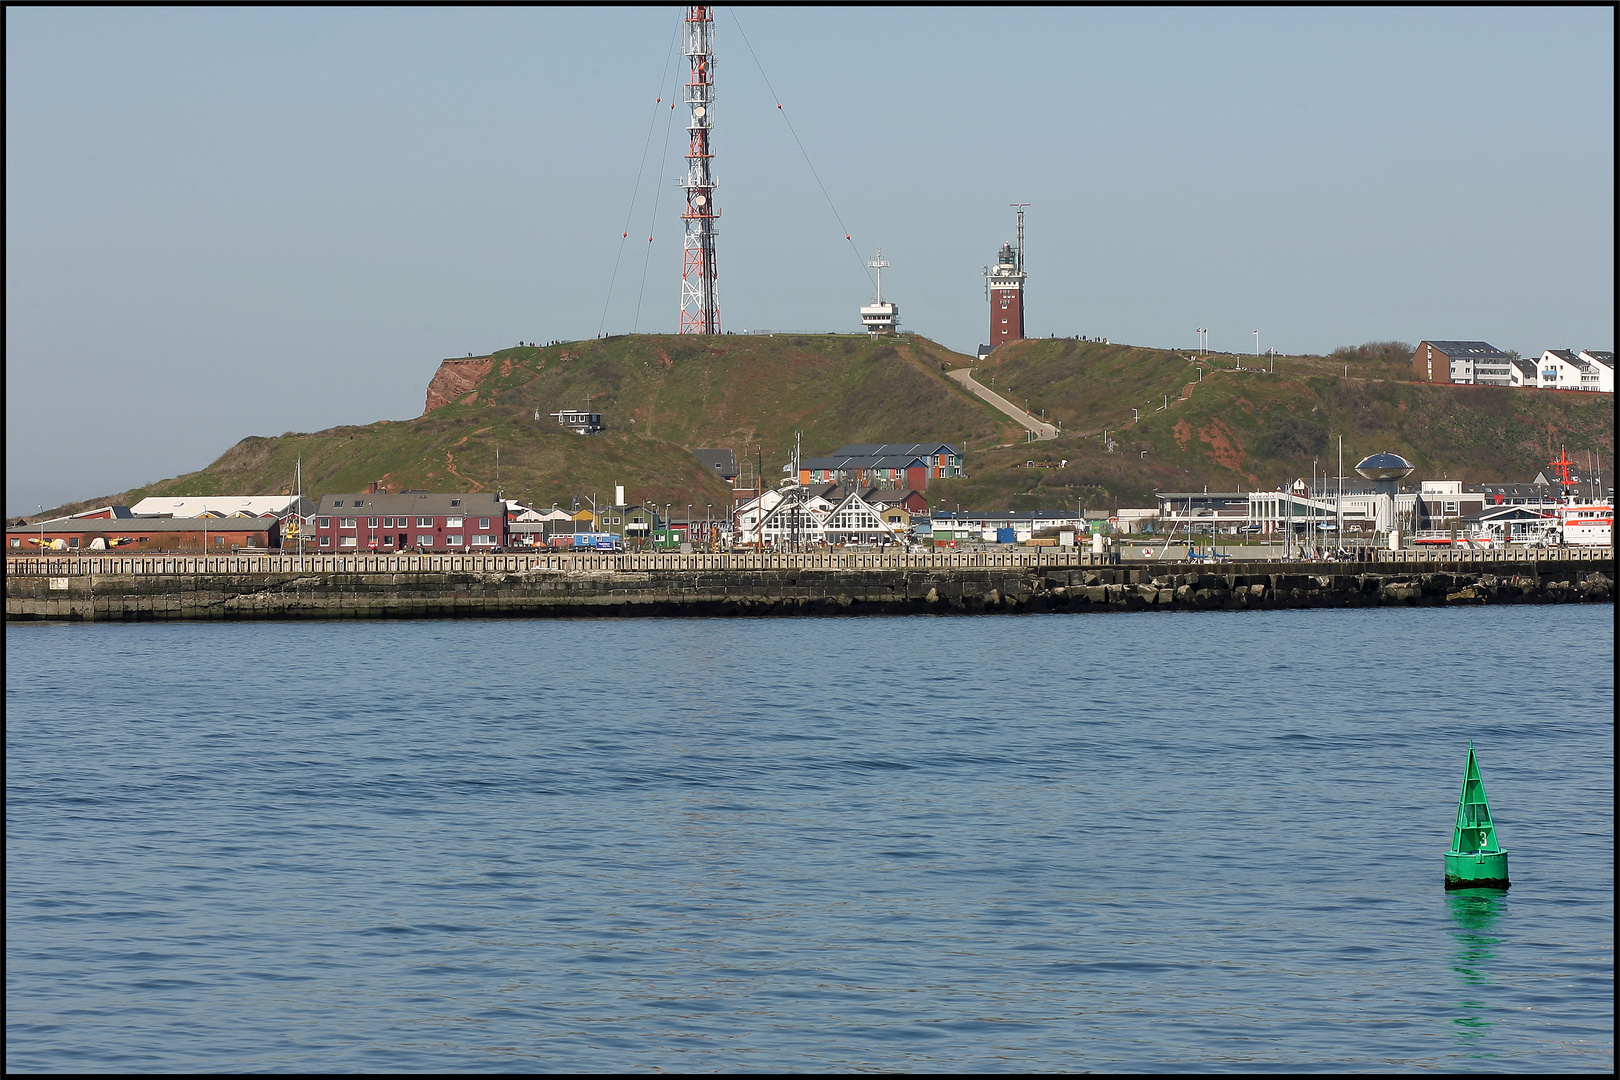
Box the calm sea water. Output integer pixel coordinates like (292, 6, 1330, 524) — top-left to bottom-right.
(7, 607, 1613, 1072)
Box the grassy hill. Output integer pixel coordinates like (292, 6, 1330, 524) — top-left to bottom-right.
(30, 334, 1613, 521)
(924, 338, 1615, 511)
(49, 334, 1023, 518)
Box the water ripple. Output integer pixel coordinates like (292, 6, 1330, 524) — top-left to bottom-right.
(6, 608, 1613, 1071)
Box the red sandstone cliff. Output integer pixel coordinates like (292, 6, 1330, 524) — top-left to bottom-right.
(423, 356, 494, 414)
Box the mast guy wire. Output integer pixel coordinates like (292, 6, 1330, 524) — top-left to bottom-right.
(635, 79, 681, 333)
(600, 20, 681, 337)
(728, 7, 875, 293)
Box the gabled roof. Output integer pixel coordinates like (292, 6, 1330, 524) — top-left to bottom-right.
(1471, 505, 1555, 522)
(756, 490, 825, 530)
(130, 496, 312, 518)
(1579, 350, 1613, 369)
(1545, 349, 1595, 373)
(823, 489, 894, 528)
(1474, 482, 1551, 496)
(1510, 357, 1538, 377)
(833, 443, 959, 458)
(803, 453, 929, 471)
(1421, 340, 1510, 358)
(860, 487, 924, 507)
(31, 505, 137, 524)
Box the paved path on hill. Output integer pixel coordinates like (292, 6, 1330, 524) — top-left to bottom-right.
(947, 369, 1060, 440)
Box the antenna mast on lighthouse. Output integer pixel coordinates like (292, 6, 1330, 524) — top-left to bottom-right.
(679, 6, 720, 334)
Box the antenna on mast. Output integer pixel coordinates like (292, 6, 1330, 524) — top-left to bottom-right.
(868, 247, 889, 303)
(1010, 202, 1030, 271)
(679, 6, 720, 334)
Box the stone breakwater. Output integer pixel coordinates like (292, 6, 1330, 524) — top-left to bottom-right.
(7, 561, 1613, 621)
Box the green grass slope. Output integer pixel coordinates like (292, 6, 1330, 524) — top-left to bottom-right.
(31, 334, 1611, 521)
(54, 334, 1014, 517)
(924, 338, 1614, 511)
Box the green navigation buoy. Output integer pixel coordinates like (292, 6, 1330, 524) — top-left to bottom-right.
(1444, 743, 1510, 890)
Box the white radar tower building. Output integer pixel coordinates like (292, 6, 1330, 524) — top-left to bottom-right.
(859, 247, 899, 336)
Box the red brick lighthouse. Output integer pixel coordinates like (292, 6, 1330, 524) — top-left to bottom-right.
(986, 204, 1028, 349)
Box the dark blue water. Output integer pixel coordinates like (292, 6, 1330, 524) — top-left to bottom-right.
(7, 607, 1613, 1071)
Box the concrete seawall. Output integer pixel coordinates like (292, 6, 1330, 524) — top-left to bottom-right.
(7, 559, 1613, 621)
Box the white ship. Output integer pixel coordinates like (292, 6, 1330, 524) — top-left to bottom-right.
(1548, 451, 1612, 547)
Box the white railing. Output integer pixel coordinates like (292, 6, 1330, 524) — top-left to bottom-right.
(4, 546, 1612, 577)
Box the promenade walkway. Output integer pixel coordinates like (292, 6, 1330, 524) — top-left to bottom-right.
(947, 368, 1059, 440)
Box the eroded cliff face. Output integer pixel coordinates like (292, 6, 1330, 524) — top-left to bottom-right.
(423, 357, 494, 414)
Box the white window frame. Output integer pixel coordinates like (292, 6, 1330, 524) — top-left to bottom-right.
(417, 517, 433, 528)
(319, 536, 331, 547)
(340, 536, 358, 548)
(446, 516, 464, 528)
(446, 535, 464, 546)
(340, 517, 357, 529)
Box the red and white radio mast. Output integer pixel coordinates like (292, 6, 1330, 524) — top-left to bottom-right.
(679, 6, 720, 334)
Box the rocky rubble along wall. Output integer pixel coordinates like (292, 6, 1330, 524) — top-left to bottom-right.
(6, 565, 1613, 622)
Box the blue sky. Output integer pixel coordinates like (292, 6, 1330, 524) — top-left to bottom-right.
(6, 6, 1613, 514)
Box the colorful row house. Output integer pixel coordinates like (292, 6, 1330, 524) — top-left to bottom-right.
(798, 443, 962, 490)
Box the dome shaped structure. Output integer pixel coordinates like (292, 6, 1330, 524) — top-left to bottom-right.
(1355, 452, 1415, 481)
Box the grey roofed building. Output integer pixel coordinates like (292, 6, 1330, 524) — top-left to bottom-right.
(31, 505, 137, 525)
(692, 448, 739, 481)
(1546, 348, 1596, 373)
(801, 454, 923, 469)
(7, 516, 278, 534)
(800, 453, 929, 477)
(1421, 340, 1511, 358)
(1474, 482, 1559, 506)
(1412, 340, 1512, 385)
(316, 492, 505, 516)
(7, 515, 283, 553)
(833, 442, 960, 458)
(930, 509, 1080, 526)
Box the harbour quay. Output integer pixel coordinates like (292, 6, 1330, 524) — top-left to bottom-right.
(6, 549, 1612, 621)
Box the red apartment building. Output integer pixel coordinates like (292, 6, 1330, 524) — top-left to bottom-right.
(312, 492, 507, 552)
